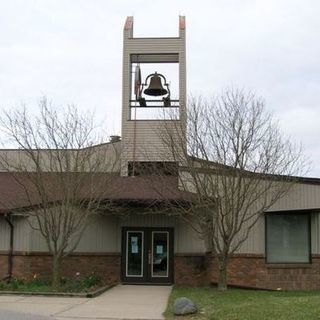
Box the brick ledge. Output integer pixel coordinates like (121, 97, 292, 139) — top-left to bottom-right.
(0, 251, 121, 257)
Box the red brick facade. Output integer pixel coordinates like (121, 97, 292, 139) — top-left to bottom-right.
(0, 252, 120, 284)
(2, 252, 320, 290)
(175, 253, 320, 290)
(174, 254, 209, 286)
(0, 255, 8, 279)
(209, 254, 320, 290)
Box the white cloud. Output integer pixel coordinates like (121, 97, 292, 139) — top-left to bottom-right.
(0, 0, 319, 175)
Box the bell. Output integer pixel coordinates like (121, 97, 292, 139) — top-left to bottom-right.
(144, 73, 168, 96)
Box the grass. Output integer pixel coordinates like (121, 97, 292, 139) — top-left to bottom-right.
(165, 286, 320, 320)
(0, 273, 103, 293)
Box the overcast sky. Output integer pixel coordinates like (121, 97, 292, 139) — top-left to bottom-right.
(0, 0, 319, 176)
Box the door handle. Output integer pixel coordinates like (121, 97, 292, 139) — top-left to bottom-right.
(148, 250, 151, 264)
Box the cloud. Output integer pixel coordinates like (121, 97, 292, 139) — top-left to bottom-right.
(0, 0, 319, 175)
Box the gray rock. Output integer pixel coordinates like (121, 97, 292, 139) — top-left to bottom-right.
(173, 297, 197, 315)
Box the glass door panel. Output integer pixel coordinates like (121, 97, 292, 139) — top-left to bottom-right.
(126, 231, 143, 277)
(152, 232, 169, 278)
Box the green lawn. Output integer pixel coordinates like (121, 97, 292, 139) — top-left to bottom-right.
(165, 286, 320, 320)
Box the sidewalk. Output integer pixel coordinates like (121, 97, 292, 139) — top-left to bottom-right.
(0, 285, 172, 320)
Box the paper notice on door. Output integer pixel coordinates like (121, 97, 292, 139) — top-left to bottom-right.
(131, 236, 138, 244)
(156, 245, 163, 254)
(131, 236, 138, 253)
(131, 244, 138, 253)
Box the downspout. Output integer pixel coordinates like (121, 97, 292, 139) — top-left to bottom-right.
(4, 213, 14, 280)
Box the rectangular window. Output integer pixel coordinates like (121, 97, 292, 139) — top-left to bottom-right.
(128, 161, 178, 176)
(266, 213, 310, 264)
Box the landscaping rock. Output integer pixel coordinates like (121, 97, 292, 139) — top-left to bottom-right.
(173, 297, 197, 315)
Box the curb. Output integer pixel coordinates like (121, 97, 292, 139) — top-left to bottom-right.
(0, 283, 117, 298)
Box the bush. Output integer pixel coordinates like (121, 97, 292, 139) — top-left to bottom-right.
(30, 275, 50, 287)
(62, 273, 102, 292)
(9, 277, 25, 290)
(0, 273, 102, 293)
(82, 273, 101, 288)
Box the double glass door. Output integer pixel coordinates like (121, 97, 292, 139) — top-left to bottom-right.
(121, 227, 173, 283)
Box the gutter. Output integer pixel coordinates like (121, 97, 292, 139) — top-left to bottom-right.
(4, 214, 14, 280)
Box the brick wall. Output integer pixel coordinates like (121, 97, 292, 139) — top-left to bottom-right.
(174, 254, 209, 286)
(3, 252, 320, 290)
(0, 255, 8, 279)
(209, 254, 320, 290)
(0, 252, 120, 284)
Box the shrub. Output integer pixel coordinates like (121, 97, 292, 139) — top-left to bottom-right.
(82, 273, 101, 288)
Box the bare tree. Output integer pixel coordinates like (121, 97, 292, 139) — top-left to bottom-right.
(160, 89, 305, 290)
(0, 98, 120, 289)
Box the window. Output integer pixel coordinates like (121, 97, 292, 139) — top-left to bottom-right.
(266, 213, 310, 264)
(128, 161, 178, 176)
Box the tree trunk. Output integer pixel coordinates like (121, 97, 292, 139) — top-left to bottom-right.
(217, 256, 228, 291)
(52, 255, 61, 290)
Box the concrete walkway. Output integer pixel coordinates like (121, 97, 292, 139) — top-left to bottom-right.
(0, 285, 172, 320)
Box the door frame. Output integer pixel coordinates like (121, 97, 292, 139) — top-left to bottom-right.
(121, 227, 174, 284)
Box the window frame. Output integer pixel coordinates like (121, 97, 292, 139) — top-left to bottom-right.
(265, 211, 312, 264)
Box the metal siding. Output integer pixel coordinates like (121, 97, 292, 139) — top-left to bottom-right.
(0, 142, 121, 173)
(10, 213, 206, 254)
(121, 121, 179, 162)
(13, 217, 30, 251)
(311, 212, 320, 254)
(30, 228, 47, 252)
(30, 215, 119, 253)
(7, 212, 320, 256)
(75, 215, 119, 252)
(0, 216, 31, 251)
(236, 210, 320, 255)
(175, 219, 206, 253)
(268, 183, 320, 212)
(235, 215, 265, 254)
(118, 214, 205, 254)
(0, 217, 10, 250)
(231, 182, 320, 255)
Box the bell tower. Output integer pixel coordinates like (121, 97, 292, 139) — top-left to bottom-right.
(120, 16, 186, 176)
